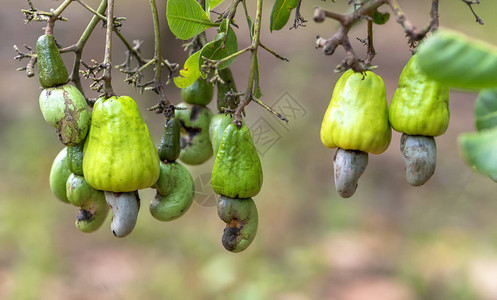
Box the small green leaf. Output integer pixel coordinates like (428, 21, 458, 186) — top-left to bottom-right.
(243, 1, 254, 39)
(460, 127, 497, 179)
(166, 0, 216, 40)
(209, 0, 224, 11)
(270, 0, 299, 32)
(475, 88, 497, 131)
(417, 29, 497, 90)
(372, 10, 390, 25)
(199, 20, 238, 76)
(174, 51, 201, 88)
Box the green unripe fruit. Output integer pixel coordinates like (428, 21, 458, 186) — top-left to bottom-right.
(217, 68, 238, 112)
(49, 147, 71, 203)
(389, 54, 450, 137)
(320, 69, 391, 154)
(150, 161, 195, 221)
(217, 195, 258, 253)
(75, 189, 109, 233)
(36, 34, 69, 88)
(175, 102, 213, 165)
(66, 173, 109, 232)
(83, 96, 160, 192)
(66, 173, 95, 207)
(39, 83, 90, 146)
(67, 142, 85, 175)
(209, 113, 234, 155)
(158, 116, 181, 162)
(181, 78, 214, 105)
(212, 124, 263, 198)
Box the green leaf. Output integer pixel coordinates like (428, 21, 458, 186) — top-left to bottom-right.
(460, 127, 497, 179)
(243, 1, 254, 39)
(372, 10, 390, 25)
(475, 88, 497, 131)
(199, 20, 238, 76)
(166, 0, 216, 40)
(174, 51, 201, 88)
(417, 29, 497, 90)
(270, 0, 299, 32)
(208, 0, 224, 11)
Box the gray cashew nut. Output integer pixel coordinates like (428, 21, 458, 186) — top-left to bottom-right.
(400, 134, 436, 186)
(333, 148, 369, 198)
(104, 191, 140, 238)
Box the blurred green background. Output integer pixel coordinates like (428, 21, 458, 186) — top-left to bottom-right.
(2, 0, 497, 299)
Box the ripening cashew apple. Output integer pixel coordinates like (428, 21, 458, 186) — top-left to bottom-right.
(175, 102, 214, 165)
(320, 69, 391, 198)
(209, 113, 235, 155)
(83, 96, 160, 192)
(39, 84, 90, 146)
(211, 123, 263, 199)
(389, 54, 450, 186)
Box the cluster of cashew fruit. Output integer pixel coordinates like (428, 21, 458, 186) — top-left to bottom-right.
(321, 54, 450, 198)
(41, 28, 196, 237)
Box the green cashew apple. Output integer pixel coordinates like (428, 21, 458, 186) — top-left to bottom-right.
(175, 102, 213, 165)
(150, 161, 195, 221)
(217, 68, 238, 112)
(39, 83, 90, 146)
(209, 113, 234, 155)
(157, 116, 181, 162)
(320, 69, 391, 154)
(211, 124, 263, 199)
(389, 54, 450, 137)
(321, 69, 391, 198)
(389, 54, 449, 186)
(83, 96, 160, 192)
(181, 77, 214, 105)
(36, 34, 69, 88)
(67, 142, 85, 176)
(217, 195, 258, 253)
(66, 174, 109, 232)
(49, 147, 72, 203)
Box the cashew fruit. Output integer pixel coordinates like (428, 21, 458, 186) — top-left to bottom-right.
(175, 102, 213, 165)
(158, 116, 181, 162)
(105, 191, 140, 238)
(417, 28, 497, 90)
(181, 77, 214, 105)
(66, 173, 109, 232)
(333, 149, 368, 198)
(83, 96, 160, 192)
(39, 83, 90, 146)
(217, 68, 238, 112)
(49, 147, 71, 203)
(36, 34, 69, 88)
(67, 142, 85, 176)
(320, 69, 391, 154)
(217, 195, 258, 253)
(401, 134, 437, 186)
(389, 54, 450, 137)
(209, 113, 233, 155)
(211, 124, 263, 198)
(150, 161, 194, 221)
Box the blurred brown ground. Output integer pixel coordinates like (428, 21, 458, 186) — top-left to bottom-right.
(2, 1, 497, 299)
